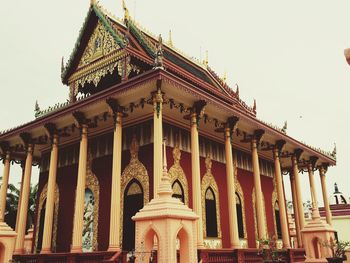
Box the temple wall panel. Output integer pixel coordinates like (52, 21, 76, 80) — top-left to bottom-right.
(35, 121, 277, 251)
(237, 169, 255, 247)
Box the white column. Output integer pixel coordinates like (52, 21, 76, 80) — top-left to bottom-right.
(14, 144, 33, 254)
(251, 138, 266, 239)
(0, 151, 11, 220)
(273, 147, 290, 248)
(319, 166, 332, 225)
(191, 113, 204, 248)
(108, 113, 123, 251)
(224, 128, 240, 248)
(153, 90, 163, 198)
(41, 135, 59, 253)
(71, 125, 88, 253)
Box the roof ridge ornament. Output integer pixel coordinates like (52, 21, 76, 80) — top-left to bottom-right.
(168, 30, 173, 47)
(90, 0, 96, 6)
(122, 0, 130, 22)
(153, 34, 164, 69)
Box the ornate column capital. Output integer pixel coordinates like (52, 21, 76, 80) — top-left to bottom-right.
(106, 98, 126, 126)
(319, 163, 328, 176)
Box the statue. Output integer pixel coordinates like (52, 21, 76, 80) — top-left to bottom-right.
(153, 35, 164, 69)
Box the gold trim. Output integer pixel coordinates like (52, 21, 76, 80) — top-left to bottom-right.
(168, 144, 189, 205)
(78, 21, 121, 68)
(120, 136, 149, 247)
(252, 187, 267, 244)
(201, 155, 222, 240)
(84, 154, 100, 252)
(235, 180, 247, 239)
(34, 183, 59, 253)
(272, 176, 279, 238)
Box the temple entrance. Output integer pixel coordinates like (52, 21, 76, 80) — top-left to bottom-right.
(123, 179, 144, 251)
(36, 200, 46, 252)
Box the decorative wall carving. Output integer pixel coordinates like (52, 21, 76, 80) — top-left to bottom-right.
(201, 156, 222, 241)
(120, 136, 149, 247)
(168, 143, 189, 205)
(235, 180, 247, 239)
(252, 187, 268, 244)
(35, 183, 59, 252)
(272, 176, 279, 239)
(78, 21, 120, 68)
(83, 153, 100, 252)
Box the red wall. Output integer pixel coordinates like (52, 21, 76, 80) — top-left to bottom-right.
(36, 143, 276, 251)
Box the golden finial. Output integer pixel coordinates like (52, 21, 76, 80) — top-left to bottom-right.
(90, 0, 96, 6)
(130, 134, 139, 159)
(172, 136, 181, 165)
(203, 50, 208, 67)
(223, 72, 227, 82)
(205, 154, 212, 172)
(168, 30, 173, 47)
(122, 0, 130, 21)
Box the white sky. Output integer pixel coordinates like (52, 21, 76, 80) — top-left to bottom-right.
(0, 0, 349, 205)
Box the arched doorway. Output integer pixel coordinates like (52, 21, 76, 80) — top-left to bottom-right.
(205, 187, 218, 237)
(172, 180, 184, 203)
(123, 179, 144, 251)
(274, 202, 282, 239)
(177, 227, 190, 263)
(236, 193, 244, 239)
(36, 199, 46, 253)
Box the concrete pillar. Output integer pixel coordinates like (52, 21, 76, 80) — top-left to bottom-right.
(319, 167, 332, 226)
(153, 89, 163, 198)
(41, 135, 59, 253)
(307, 163, 321, 218)
(108, 112, 123, 251)
(14, 144, 33, 254)
(71, 125, 88, 253)
(0, 152, 11, 220)
(251, 138, 266, 239)
(273, 148, 290, 248)
(290, 172, 302, 247)
(190, 113, 204, 248)
(292, 156, 305, 231)
(224, 128, 240, 248)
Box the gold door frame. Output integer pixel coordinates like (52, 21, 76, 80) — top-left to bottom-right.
(120, 136, 149, 247)
(201, 156, 222, 239)
(35, 183, 59, 252)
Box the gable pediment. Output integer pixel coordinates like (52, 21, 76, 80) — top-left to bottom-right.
(78, 20, 121, 69)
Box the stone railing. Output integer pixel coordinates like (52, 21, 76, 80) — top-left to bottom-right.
(12, 251, 116, 263)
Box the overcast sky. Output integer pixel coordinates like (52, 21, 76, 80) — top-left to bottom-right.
(0, 0, 349, 205)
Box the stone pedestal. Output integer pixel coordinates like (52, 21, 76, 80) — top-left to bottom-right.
(0, 220, 17, 263)
(24, 227, 34, 254)
(133, 145, 198, 263)
(301, 209, 335, 263)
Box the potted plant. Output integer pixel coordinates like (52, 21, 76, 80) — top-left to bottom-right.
(321, 239, 350, 263)
(257, 235, 285, 263)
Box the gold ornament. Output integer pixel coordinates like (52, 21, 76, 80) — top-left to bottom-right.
(168, 143, 189, 205)
(120, 136, 149, 247)
(201, 155, 222, 240)
(35, 183, 59, 252)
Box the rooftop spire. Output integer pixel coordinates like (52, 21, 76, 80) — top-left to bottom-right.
(153, 34, 164, 69)
(168, 30, 173, 47)
(90, 0, 96, 6)
(122, 0, 130, 22)
(203, 50, 208, 67)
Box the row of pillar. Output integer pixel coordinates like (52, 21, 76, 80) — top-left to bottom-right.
(0, 94, 334, 253)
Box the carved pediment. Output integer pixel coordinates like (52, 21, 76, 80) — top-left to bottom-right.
(78, 21, 121, 69)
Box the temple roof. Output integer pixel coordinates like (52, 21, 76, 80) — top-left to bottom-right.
(61, 3, 254, 116)
(0, 2, 337, 166)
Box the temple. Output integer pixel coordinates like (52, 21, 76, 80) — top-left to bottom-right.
(0, 1, 338, 262)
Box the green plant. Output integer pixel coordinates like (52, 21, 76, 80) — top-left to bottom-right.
(257, 235, 283, 262)
(321, 239, 350, 259)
